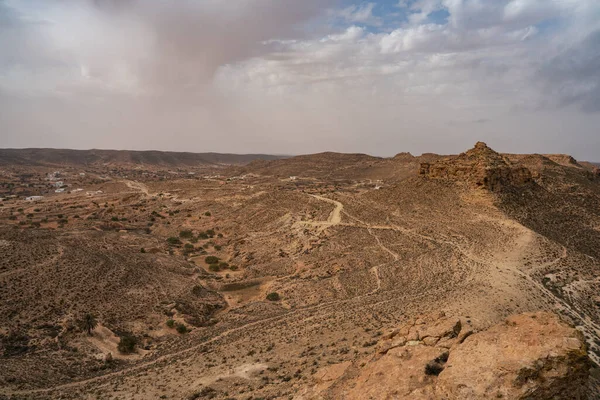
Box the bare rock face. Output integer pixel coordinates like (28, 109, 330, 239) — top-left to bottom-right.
(300, 312, 591, 400)
(419, 142, 533, 191)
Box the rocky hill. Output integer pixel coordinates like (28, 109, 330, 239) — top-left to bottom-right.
(419, 142, 533, 191)
(0, 148, 285, 167)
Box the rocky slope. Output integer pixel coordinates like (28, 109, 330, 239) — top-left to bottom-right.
(300, 312, 591, 399)
(419, 142, 533, 191)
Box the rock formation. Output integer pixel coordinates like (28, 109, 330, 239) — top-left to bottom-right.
(419, 142, 533, 191)
(300, 312, 591, 399)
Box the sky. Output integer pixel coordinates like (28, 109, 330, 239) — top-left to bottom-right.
(1, 0, 599, 159)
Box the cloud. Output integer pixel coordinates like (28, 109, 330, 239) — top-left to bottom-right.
(541, 29, 600, 112)
(336, 2, 382, 27)
(1, 0, 600, 160)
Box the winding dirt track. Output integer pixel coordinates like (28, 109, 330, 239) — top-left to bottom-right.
(4, 193, 598, 396)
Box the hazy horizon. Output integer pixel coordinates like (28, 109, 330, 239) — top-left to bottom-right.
(1, 0, 599, 160)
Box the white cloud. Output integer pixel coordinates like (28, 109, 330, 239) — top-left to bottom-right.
(336, 3, 382, 27)
(1, 0, 600, 159)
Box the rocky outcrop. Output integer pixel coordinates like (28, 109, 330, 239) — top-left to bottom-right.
(299, 312, 591, 400)
(419, 142, 533, 191)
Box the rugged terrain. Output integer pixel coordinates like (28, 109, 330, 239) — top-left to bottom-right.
(0, 143, 599, 399)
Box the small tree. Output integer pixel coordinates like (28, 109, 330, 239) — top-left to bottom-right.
(117, 335, 137, 354)
(80, 313, 98, 335)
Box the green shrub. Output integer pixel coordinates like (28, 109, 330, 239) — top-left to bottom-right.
(218, 262, 229, 269)
(214, 245, 222, 251)
(205, 256, 219, 264)
(140, 248, 146, 253)
(198, 232, 209, 239)
(209, 264, 220, 272)
(206, 229, 215, 237)
(166, 319, 175, 328)
(167, 237, 182, 245)
(117, 335, 136, 354)
(175, 323, 188, 334)
(179, 230, 193, 239)
(266, 292, 281, 301)
(204, 211, 211, 216)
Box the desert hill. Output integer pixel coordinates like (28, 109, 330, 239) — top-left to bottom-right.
(0, 142, 599, 399)
(0, 148, 286, 167)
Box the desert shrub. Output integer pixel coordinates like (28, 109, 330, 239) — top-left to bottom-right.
(206, 229, 215, 237)
(229, 265, 239, 271)
(179, 230, 193, 239)
(175, 323, 188, 334)
(166, 319, 175, 328)
(184, 243, 194, 250)
(425, 361, 444, 376)
(218, 262, 229, 269)
(118, 335, 136, 354)
(214, 245, 222, 251)
(198, 232, 209, 239)
(111, 216, 119, 221)
(205, 256, 219, 264)
(217, 233, 223, 238)
(266, 292, 281, 301)
(209, 264, 220, 272)
(167, 237, 182, 245)
(204, 211, 211, 216)
(140, 248, 146, 253)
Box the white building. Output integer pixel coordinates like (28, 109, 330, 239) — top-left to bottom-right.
(26, 196, 44, 201)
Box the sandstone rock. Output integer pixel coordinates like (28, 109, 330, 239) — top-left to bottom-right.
(436, 312, 590, 400)
(419, 142, 533, 191)
(305, 312, 591, 400)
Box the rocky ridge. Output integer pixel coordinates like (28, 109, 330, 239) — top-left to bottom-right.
(420, 142, 533, 191)
(301, 312, 591, 399)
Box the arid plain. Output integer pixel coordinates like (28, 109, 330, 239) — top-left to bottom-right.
(1, 144, 599, 399)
